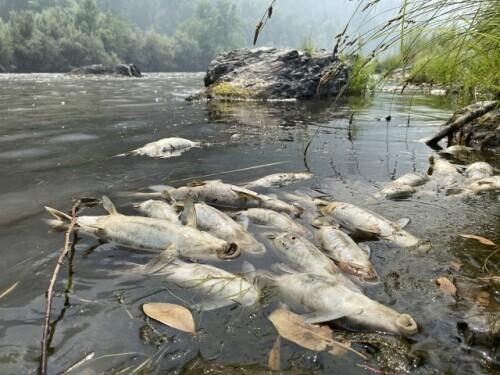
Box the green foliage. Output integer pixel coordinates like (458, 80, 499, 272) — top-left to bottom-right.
(347, 55, 375, 96)
(299, 35, 315, 55)
(0, 0, 245, 72)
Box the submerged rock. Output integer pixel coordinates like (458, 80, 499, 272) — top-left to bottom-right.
(188, 47, 349, 101)
(68, 63, 142, 77)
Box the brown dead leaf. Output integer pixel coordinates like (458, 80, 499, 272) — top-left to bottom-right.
(268, 336, 281, 371)
(450, 260, 463, 272)
(460, 234, 497, 247)
(475, 291, 491, 307)
(436, 277, 457, 296)
(268, 308, 367, 359)
(143, 303, 195, 333)
(0, 281, 20, 301)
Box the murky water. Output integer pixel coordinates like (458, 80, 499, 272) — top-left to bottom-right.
(0, 73, 498, 375)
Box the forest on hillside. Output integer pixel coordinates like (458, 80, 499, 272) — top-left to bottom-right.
(0, 0, 365, 72)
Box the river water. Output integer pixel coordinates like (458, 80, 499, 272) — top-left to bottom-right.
(0, 73, 498, 374)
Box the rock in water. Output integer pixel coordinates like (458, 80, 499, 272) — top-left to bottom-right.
(69, 63, 142, 77)
(188, 48, 349, 101)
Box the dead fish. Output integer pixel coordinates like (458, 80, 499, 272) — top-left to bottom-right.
(467, 176, 500, 194)
(243, 172, 313, 189)
(261, 272, 418, 336)
(272, 233, 360, 291)
(439, 145, 474, 156)
(235, 208, 311, 237)
(319, 202, 420, 248)
(392, 172, 429, 187)
(464, 162, 495, 181)
(146, 256, 259, 311)
(181, 200, 266, 254)
(428, 155, 462, 185)
(317, 227, 378, 283)
(45, 196, 239, 260)
(135, 199, 180, 224)
(164, 181, 303, 217)
(117, 137, 200, 158)
(375, 184, 416, 200)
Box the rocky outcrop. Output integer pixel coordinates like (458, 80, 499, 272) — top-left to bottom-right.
(187, 47, 349, 101)
(68, 63, 142, 77)
(427, 101, 499, 151)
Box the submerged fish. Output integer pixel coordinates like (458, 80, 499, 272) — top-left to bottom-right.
(261, 272, 418, 336)
(45, 196, 239, 260)
(467, 176, 500, 194)
(235, 208, 311, 237)
(119, 137, 200, 158)
(243, 172, 313, 189)
(135, 199, 180, 224)
(317, 227, 378, 282)
(319, 201, 420, 248)
(464, 162, 495, 181)
(182, 201, 266, 254)
(146, 256, 259, 311)
(164, 181, 303, 217)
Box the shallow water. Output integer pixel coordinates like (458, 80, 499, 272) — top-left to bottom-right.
(0, 73, 498, 374)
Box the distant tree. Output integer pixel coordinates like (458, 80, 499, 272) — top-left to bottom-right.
(0, 18, 12, 65)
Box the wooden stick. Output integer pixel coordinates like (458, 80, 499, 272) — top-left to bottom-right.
(40, 202, 79, 375)
(425, 100, 498, 147)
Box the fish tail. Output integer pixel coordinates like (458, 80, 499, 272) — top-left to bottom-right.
(44, 206, 72, 230)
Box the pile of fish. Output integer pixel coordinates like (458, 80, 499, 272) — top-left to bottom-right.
(46, 172, 423, 336)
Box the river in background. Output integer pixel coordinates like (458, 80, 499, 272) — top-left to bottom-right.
(0, 73, 498, 374)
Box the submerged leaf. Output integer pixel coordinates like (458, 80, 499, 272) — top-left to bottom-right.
(143, 303, 195, 333)
(450, 259, 463, 272)
(460, 234, 497, 247)
(268, 336, 281, 371)
(268, 308, 367, 359)
(436, 277, 457, 296)
(0, 281, 20, 301)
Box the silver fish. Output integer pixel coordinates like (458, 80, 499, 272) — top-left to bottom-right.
(244, 172, 313, 189)
(45, 196, 239, 260)
(467, 176, 500, 194)
(236, 208, 311, 237)
(319, 202, 420, 248)
(184, 202, 266, 254)
(147, 257, 259, 311)
(263, 272, 418, 336)
(376, 184, 416, 200)
(119, 137, 200, 158)
(317, 227, 377, 282)
(135, 199, 180, 224)
(392, 172, 429, 187)
(464, 162, 495, 181)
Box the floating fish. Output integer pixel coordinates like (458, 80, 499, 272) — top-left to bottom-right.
(375, 184, 416, 200)
(45, 196, 239, 260)
(317, 227, 377, 283)
(244, 172, 313, 189)
(118, 137, 200, 158)
(392, 172, 429, 187)
(318, 201, 420, 248)
(235, 208, 311, 237)
(135, 199, 180, 224)
(464, 162, 495, 181)
(260, 272, 418, 336)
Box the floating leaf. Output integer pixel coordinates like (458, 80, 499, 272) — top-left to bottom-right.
(436, 277, 457, 296)
(143, 303, 195, 333)
(460, 234, 497, 247)
(0, 281, 19, 301)
(268, 308, 367, 359)
(450, 259, 463, 272)
(268, 336, 281, 371)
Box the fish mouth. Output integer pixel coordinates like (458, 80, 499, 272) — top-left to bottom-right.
(216, 242, 241, 260)
(338, 262, 379, 283)
(396, 314, 418, 336)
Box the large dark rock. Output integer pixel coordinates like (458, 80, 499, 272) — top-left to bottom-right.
(68, 63, 142, 77)
(188, 47, 349, 101)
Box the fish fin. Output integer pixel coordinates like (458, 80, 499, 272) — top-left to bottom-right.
(181, 196, 197, 228)
(102, 196, 118, 215)
(45, 206, 72, 222)
(194, 297, 235, 312)
(241, 261, 257, 284)
(302, 308, 363, 324)
(263, 232, 279, 240)
(396, 218, 410, 229)
(358, 243, 371, 257)
(271, 263, 297, 275)
(143, 247, 178, 274)
(230, 187, 262, 201)
(161, 190, 175, 204)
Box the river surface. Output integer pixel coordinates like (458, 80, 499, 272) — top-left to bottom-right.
(0, 73, 498, 375)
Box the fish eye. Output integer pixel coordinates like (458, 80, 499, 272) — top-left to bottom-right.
(291, 236, 296, 240)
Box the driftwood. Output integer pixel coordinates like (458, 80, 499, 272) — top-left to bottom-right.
(426, 100, 498, 147)
(40, 202, 79, 375)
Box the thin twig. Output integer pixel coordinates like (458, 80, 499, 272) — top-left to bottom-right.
(40, 202, 79, 375)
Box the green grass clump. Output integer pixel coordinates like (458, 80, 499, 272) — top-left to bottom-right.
(210, 82, 255, 98)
